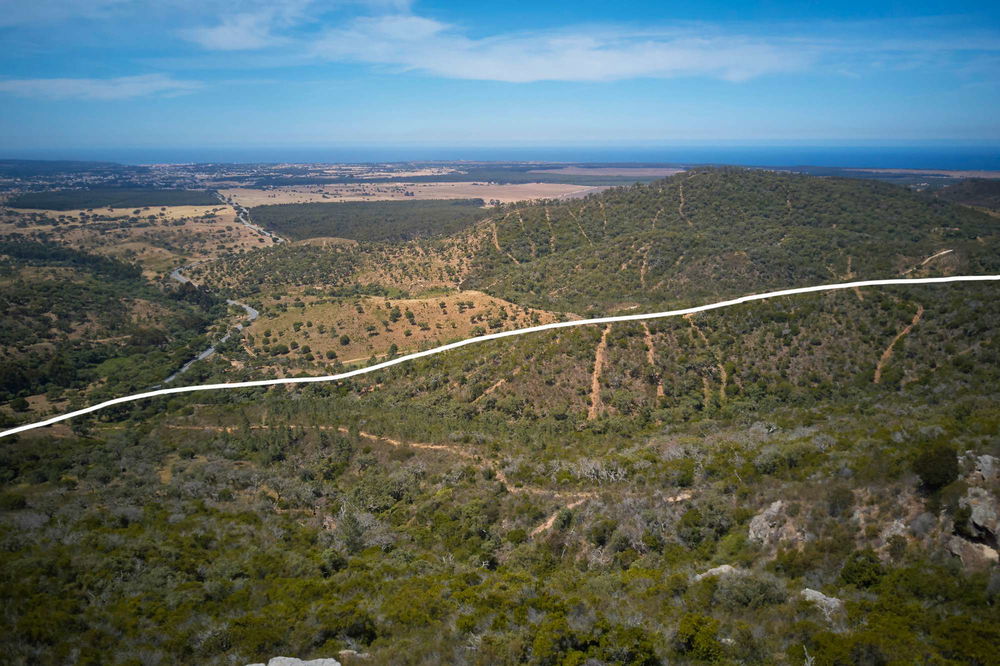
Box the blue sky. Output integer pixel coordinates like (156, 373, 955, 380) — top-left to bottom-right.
(1, 0, 999, 152)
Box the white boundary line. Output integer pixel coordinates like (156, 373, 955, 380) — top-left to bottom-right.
(2, 275, 997, 439)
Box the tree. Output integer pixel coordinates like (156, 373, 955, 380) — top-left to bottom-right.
(912, 444, 958, 491)
(841, 548, 884, 588)
(338, 508, 366, 554)
(674, 613, 722, 661)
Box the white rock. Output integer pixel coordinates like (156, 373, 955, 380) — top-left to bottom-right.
(748, 501, 786, 544)
(801, 588, 844, 621)
(247, 658, 342, 666)
(693, 564, 736, 581)
(974, 455, 999, 483)
(961, 487, 999, 542)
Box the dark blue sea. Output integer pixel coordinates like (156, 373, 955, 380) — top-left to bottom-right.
(7, 144, 1000, 170)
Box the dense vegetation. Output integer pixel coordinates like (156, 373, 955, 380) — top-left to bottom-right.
(464, 169, 999, 313)
(0, 240, 225, 405)
(2, 286, 997, 663)
(7, 188, 219, 210)
(0, 159, 136, 179)
(251, 199, 490, 242)
(2, 169, 999, 665)
(936, 178, 1000, 211)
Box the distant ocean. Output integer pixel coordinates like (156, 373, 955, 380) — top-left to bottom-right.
(7, 145, 1000, 170)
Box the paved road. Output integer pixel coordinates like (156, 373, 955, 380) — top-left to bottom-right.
(161, 267, 259, 384)
(215, 191, 284, 243)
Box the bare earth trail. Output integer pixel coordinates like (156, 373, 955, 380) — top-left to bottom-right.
(566, 207, 595, 247)
(678, 179, 692, 227)
(491, 218, 521, 264)
(162, 422, 597, 505)
(903, 249, 954, 275)
(543, 207, 557, 254)
(684, 314, 728, 405)
(873, 304, 925, 384)
(3, 275, 998, 438)
(588, 325, 612, 420)
(641, 322, 666, 398)
(530, 497, 590, 538)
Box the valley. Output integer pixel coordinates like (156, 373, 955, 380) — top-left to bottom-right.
(1, 165, 999, 666)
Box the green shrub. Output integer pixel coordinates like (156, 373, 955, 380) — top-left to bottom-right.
(912, 444, 958, 491)
(713, 571, 787, 609)
(0, 493, 27, 510)
(841, 549, 884, 588)
(507, 528, 528, 544)
(674, 613, 722, 662)
(827, 485, 854, 517)
(587, 518, 617, 547)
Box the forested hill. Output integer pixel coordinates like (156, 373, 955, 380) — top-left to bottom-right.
(463, 168, 1000, 313)
(0, 241, 225, 407)
(936, 178, 1000, 211)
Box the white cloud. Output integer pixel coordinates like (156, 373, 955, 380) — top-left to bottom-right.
(0, 0, 130, 27)
(0, 74, 202, 100)
(179, 12, 286, 50)
(312, 17, 813, 82)
(176, 0, 414, 51)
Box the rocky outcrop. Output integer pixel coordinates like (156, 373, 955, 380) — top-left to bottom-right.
(247, 658, 342, 666)
(801, 588, 844, 621)
(748, 501, 787, 545)
(947, 536, 999, 570)
(960, 487, 999, 546)
(972, 454, 998, 484)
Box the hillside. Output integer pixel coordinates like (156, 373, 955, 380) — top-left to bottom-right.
(463, 168, 999, 313)
(0, 240, 226, 413)
(1, 169, 999, 665)
(936, 178, 1000, 211)
(0, 203, 273, 276)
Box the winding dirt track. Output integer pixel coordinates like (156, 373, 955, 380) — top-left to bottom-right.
(873, 305, 925, 384)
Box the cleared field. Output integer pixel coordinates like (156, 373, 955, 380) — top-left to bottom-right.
(246, 290, 560, 366)
(0, 205, 272, 275)
(220, 181, 600, 207)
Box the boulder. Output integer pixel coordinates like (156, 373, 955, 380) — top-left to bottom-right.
(948, 536, 999, 571)
(801, 588, 844, 621)
(973, 455, 999, 484)
(693, 564, 736, 582)
(960, 487, 999, 544)
(748, 501, 786, 545)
